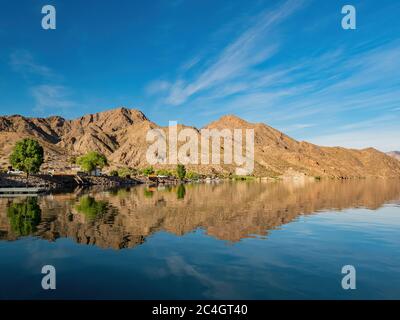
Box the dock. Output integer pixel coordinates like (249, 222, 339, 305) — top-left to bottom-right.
(0, 187, 45, 196)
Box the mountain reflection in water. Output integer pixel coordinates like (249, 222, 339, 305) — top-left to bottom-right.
(1, 180, 400, 249)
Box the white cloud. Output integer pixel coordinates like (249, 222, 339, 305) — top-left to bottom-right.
(9, 50, 53, 78)
(180, 54, 202, 72)
(30, 85, 77, 114)
(150, 0, 305, 106)
(143, 1, 399, 152)
(145, 80, 171, 95)
(9, 50, 78, 115)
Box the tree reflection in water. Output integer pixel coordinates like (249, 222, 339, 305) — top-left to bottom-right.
(1, 179, 400, 249)
(75, 196, 108, 220)
(7, 197, 41, 236)
(177, 184, 186, 200)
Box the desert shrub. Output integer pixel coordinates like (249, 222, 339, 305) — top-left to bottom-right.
(156, 169, 172, 177)
(129, 168, 139, 176)
(117, 167, 131, 178)
(186, 171, 200, 180)
(142, 166, 155, 176)
(109, 170, 119, 177)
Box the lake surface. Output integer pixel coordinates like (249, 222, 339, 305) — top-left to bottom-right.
(0, 179, 399, 300)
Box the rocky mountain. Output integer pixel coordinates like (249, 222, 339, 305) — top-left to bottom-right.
(387, 151, 400, 161)
(1, 107, 400, 178)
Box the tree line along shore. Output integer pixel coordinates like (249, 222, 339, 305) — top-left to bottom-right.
(0, 138, 228, 191)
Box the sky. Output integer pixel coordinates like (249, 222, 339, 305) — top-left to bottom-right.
(0, 0, 399, 151)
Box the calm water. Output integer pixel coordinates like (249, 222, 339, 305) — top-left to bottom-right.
(0, 180, 399, 300)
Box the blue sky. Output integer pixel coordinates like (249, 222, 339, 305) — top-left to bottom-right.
(0, 0, 399, 151)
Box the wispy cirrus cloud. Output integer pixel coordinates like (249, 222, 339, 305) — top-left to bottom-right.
(145, 79, 171, 95)
(9, 50, 53, 78)
(147, 0, 306, 106)
(144, 1, 399, 151)
(191, 41, 400, 146)
(9, 50, 78, 115)
(30, 85, 78, 114)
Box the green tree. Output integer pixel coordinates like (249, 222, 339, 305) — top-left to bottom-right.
(9, 138, 44, 178)
(77, 151, 108, 174)
(7, 198, 42, 236)
(176, 164, 186, 180)
(75, 196, 108, 220)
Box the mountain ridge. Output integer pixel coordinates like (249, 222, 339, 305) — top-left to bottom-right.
(387, 151, 400, 161)
(1, 107, 400, 178)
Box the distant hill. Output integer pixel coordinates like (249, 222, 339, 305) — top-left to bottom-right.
(1, 107, 400, 178)
(387, 151, 400, 161)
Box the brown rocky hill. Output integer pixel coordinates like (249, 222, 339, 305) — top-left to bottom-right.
(0, 107, 400, 178)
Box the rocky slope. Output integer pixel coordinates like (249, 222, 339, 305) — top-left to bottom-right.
(1, 107, 400, 178)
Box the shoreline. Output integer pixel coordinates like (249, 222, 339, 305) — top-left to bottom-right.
(0, 173, 223, 192)
(0, 173, 143, 192)
(1, 173, 399, 193)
